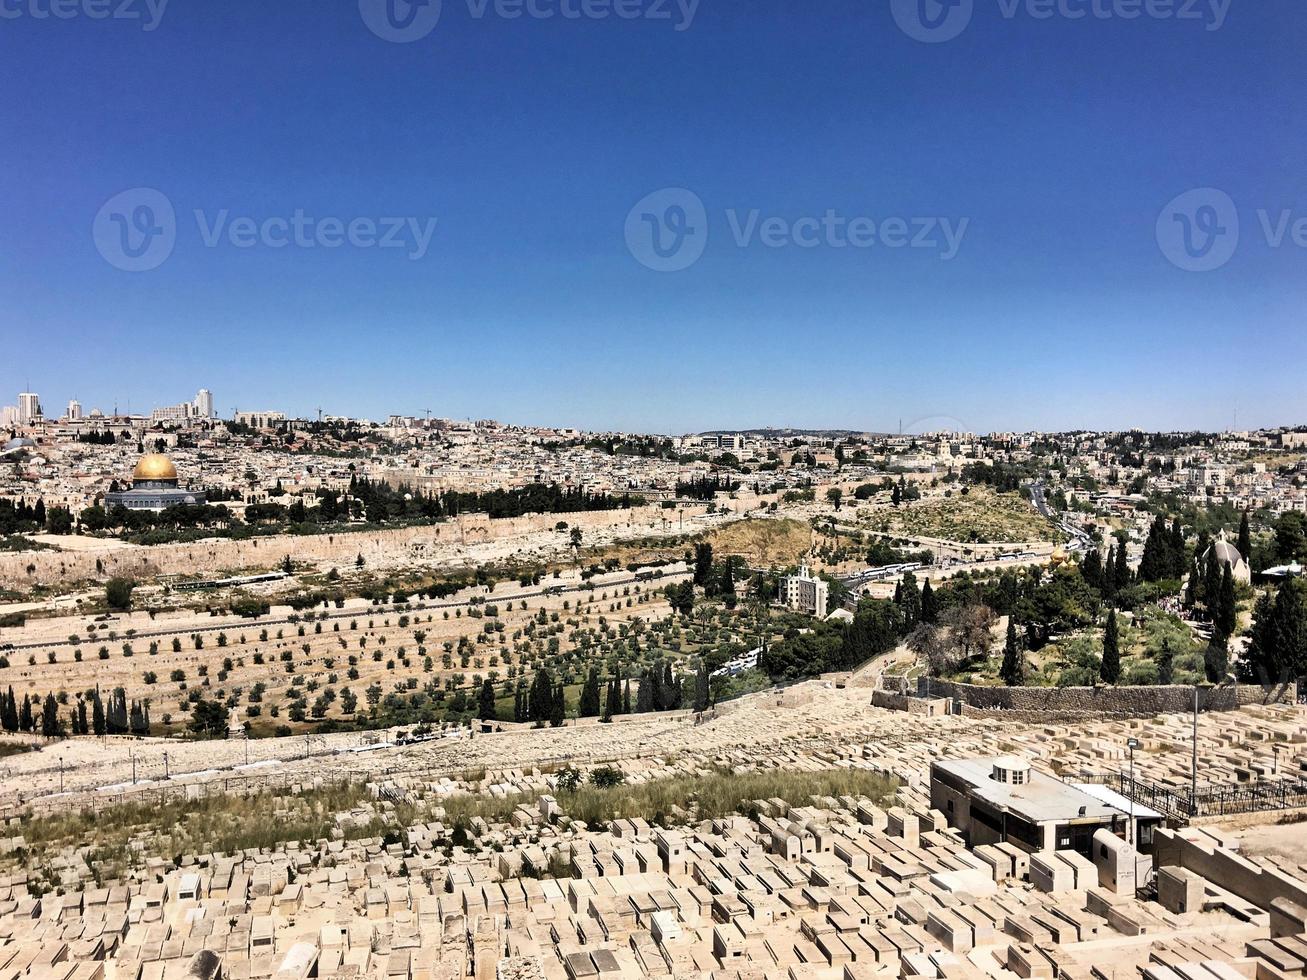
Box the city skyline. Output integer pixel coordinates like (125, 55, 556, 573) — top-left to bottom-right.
(1, 379, 1301, 438)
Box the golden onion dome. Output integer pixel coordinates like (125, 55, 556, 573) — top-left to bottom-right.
(1051, 545, 1068, 565)
(132, 453, 178, 481)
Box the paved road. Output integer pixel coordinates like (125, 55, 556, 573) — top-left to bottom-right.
(1029, 481, 1092, 553)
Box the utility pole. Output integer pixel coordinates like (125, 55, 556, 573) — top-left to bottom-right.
(1126, 737, 1140, 846)
(58, 756, 64, 794)
(1191, 685, 1199, 817)
(163, 751, 169, 779)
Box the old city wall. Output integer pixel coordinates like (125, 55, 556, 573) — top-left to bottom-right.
(914, 677, 1289, 716)
(0, 504, 709, 589)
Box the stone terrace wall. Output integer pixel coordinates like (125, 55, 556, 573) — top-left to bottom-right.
(0, 503, 709, 589)
(915, 678, 1287, 716)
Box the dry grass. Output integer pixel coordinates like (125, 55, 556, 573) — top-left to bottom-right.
(7, 780, 387, 887)
(868, 487, 1061, 544)
(707, 519, 812, 565)
(442, 767, 897, 831)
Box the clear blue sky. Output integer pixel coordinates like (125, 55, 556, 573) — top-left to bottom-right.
(2, 0, 1304, 434)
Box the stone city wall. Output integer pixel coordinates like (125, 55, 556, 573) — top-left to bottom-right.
(914, 677, 1288, 716)
(0, 503, 710, 589)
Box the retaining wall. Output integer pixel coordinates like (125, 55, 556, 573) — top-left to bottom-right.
(914, 678, 1288, 716)
(0, 504, 709, 589)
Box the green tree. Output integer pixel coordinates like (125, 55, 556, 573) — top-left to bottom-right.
(528, 669, 554, 727)
(578, 668, 601, 718)
(1157, 637, 1175, 685)
(1000, 619, 1024, 687)
(1101, 610, 1121, 684)
(693, 662, 710, 712)
(1204, 639, 1229, 684)
(478, 678, 497, 721)
(1215, 563, 1237, 642)
(105, 577, 135, 611)
(693, 543, 714, 586)
(920, 579, 939, 625)
(549, 683, 565, 727)
(1274, 512, 1307, 564)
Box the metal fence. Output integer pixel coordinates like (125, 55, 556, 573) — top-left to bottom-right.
(1080, 770, 1307, 821)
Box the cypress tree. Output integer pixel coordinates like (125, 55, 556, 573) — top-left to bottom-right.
(1000, 619, 1023, 687)
(1113, 542, 1131, 596)
(1204, 639, 1229, 683)
(693, 662, 710, 712)
(92, 690, 106, 736)
(1216, 563, 1237, 641)
(1101, 610, 1121, 684)
(20, 695, 33, 733)
(920, 579, 938, 624)
(1, 687, 17, 732)
(528, 670, 554, 726)
(1082, 548, 1102, 592)
(1169, 520, 1187, 579)
(1238, 510, 1252, 562)
(578, 668, 601, 718)
(478, 679, 497, 721)
(635, 670, 653, 713)
(661, 662, 676, 710)
(1157, 637, 1175, 685)
(622, 678, 631, 714)
(41, 694, 60, 737)
(549, 684, 565, 727)
(1204, 554, 1223, 620)
(604, 678, 620, 720)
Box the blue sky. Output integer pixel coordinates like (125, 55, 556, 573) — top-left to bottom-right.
(1, 0, 1304, 434)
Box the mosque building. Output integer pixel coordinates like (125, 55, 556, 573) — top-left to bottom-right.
(103, 453, 207, 512)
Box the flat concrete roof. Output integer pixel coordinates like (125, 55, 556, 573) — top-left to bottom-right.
(1072, 782, 1164, 821)
(933, 758, 1120, 825)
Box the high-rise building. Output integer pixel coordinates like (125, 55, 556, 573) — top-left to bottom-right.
(17, 392, 41, 423)
(194, 388, 214, 419)
(0, 406, 17, 429)
(67, 399, 82, 421)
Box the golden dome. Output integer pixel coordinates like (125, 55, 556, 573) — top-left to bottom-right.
(1051, 545, 1069, 565)
(132, 453, 178, 481)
